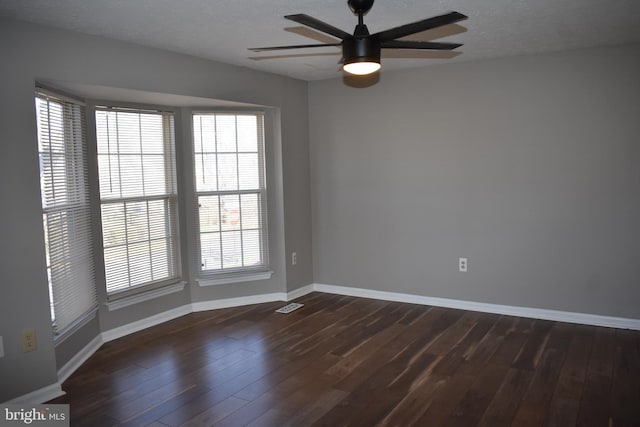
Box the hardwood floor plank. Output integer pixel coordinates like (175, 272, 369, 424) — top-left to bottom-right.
(180, 396, 249, 427)
(511, 346, 566, 426)
(512, 319, 554, 371)
(444, 363, 509, 426)
(280, 388, 348, 427)
(477, 368, 534, 427)
(610, 329, 640, 424)
(545, 397, 580, 427)
(412, 373, 477, 426)
(553, 324, 594, 400)
(378, 372, 447, 426)
(117, 385, 211, 427)
(575, 327, 616, 427)
(46, 293, 640, 427)
(432, 313, 498, 376)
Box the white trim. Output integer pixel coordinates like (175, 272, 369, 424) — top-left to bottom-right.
(312, 283, 640, 331)
(6, 383, 64, 404)
(57, 335, 104, 383)
(196, 271, 274, 287)
(191, 292, 285, 312)
(286, 284, 314, 301)
(105, 282, 186, 311)
(101, 304, 192, 342)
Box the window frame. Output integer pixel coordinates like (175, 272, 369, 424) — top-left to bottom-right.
(192, 110, 271, 285)
(35, 89, 99, 339)
(94, 104, 183, 299)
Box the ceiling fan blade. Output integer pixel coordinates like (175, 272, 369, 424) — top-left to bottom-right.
(285, 14, 351, 40)
(249, 43, 341, 52)
(373, 11, 468, 42)
(380, 40, 462, 50)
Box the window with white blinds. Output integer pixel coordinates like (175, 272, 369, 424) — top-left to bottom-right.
(35, 92, 97, 335)
(95, 107, 180, 295)
(193, 113, 269, 276)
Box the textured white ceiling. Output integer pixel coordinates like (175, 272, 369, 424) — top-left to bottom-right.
(1, 0, 639, 81)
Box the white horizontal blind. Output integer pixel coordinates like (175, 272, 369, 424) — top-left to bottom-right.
(193, 113, 268, 274)
(35, 92, 97, 335)
(96, 108, 180, 294)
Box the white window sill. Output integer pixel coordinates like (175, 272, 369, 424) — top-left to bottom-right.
(197, 270, 273, 287)
(53, 306, 99, 346)
(105, 281, 186, 311)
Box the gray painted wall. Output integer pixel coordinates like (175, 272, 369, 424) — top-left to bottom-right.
(309, 44, 640, 319)
(0, 18, 313, 402)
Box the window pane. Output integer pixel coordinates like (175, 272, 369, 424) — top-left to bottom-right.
(221, 231, 242, 269)
(238, 153, 259, 190)
(104, 245, 129, 292)
(217, 154, 238, 191)
(116, 112, 142, 154)
(101, 203, 126, 247)
(242, 230, 262, 266)
(148, 199, 169, 240)
(237, 115, 258, 152)
(240, 194, 260, 230)
(194, 154, 217, 192)
(199, 196, 220, 233)
(128, 241, 152, 286)
(220, 195, 240, 231)
(198, 114, 217, 153)
(98, 155, 121, 199)
(126, 201, 149, 243)
(140, 115, 164, 154)
(143, 155, 167, 195)
(151, 238, 170, 280)
(120, 155, 144, 198)
(201, 232, 221, 270)
(216, 115, 236, 152)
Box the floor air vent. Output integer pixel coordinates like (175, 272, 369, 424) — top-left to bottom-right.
(276, 303, 304, 313)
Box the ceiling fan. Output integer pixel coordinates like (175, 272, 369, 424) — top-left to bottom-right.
(249, 0, 468, 76)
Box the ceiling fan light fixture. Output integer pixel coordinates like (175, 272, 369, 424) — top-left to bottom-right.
(342, 59, 381, 75)
(342, 36, 381, 75)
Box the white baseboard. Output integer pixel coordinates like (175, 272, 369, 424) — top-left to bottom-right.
(313, 283, 640, 331)
(6, 382, 64, 404)
(101, 304, 192, 342)
(286, 284, 314, 301)
(57, 334, 104, 383)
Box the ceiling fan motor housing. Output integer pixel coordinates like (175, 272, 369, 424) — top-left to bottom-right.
(343, 36, 381, 65)
(348, 0, 375, 15)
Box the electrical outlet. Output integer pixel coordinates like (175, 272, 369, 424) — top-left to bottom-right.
(459, 257, 468, 272)
(291, 252, 297, 266)
(0, 336, 4, 358)
(22, 328, 37, 353)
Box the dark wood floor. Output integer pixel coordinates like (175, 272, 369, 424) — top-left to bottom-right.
(50, 292, 640, 426)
